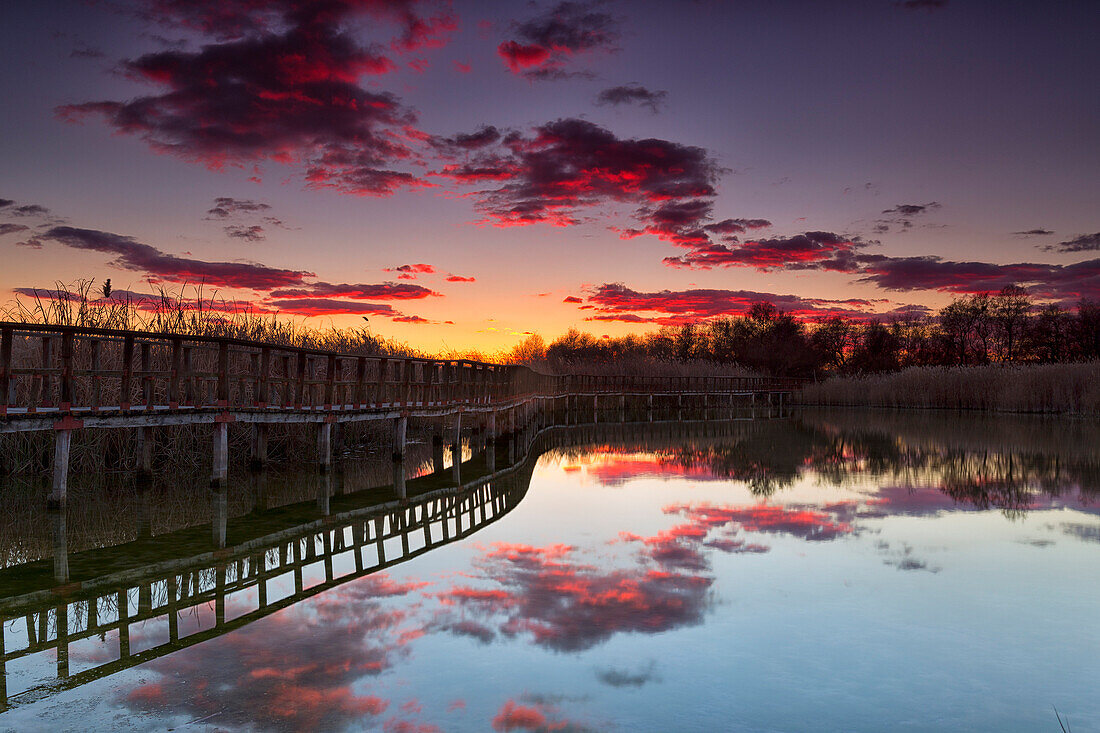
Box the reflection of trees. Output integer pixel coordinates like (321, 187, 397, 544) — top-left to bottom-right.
(654, 423, 821, 496)
(797, 409, 1100, 512)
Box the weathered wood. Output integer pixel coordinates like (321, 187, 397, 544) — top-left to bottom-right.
(120, 335, 134, 410)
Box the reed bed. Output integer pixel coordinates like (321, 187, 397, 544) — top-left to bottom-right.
(796, 362, 1100, 414)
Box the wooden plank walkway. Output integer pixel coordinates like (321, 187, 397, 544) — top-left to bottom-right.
(0, 322, 800, 501)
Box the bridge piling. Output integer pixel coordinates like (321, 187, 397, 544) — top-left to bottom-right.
(392, 415, 408, 461)
(50, 428, 71, 507)
(211, 421, 228, 487)
(317, 422, 332, 473)
(250, 424, 268, 470)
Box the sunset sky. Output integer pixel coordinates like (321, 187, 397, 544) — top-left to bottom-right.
(0, 0, 1096, 351)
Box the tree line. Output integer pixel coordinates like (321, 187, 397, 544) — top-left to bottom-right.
(517, 287, 1100, 376)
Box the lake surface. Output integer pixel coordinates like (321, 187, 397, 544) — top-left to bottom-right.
(1, 408, 1098, 731)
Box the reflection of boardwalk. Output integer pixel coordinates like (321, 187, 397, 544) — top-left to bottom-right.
(0, 409, 785, 711)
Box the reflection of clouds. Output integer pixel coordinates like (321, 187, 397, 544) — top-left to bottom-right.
(121, 573, 424, 730)
(435, 542, 712, 652)
(1062, 522, 1100, 543)
(877, 541, 941, 573)
(665, 503, 855, 542)
(596, 660, 659, 688)
(491, 698, 594, 732)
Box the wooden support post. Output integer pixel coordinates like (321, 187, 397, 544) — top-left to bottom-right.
(451, 410, 462, 450)
(296, 353, 308, 409)
(212, 487, 227, 549)
(451, 444, 462, 486)
(324, 353, 336, 409)
(52, 507, 68, 583)
(393, 459, 406, 500)
(117, 590, 130, 659)
(250, 424, 268, 470)
(211, 421, 228, 487)
(317, 421, 332, 472)
(257, 347, 270, 407)
(392, 414, 407, 461)
(137, 426, 153, 479)
(50, 428, 71, 507)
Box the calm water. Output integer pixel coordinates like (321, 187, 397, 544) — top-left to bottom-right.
(1, 409, 1098, 731)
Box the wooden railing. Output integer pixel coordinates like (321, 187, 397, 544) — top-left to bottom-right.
(0, 323, 802, 416)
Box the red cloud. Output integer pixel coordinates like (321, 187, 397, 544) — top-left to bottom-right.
(121, 574, 420, 730)
(433, 541, 712, 652)
(445, 274, 475, 282)
(562, 296, 583, 303)
(497, 41, 551, 72)
(497, 1, 619, 79)
(435, 118, 721, 232)
(385, 263, 437, 279)
(58, 0, 440, 196)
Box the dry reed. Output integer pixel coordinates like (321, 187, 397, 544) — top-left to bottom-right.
(795, 362, 1100, 414)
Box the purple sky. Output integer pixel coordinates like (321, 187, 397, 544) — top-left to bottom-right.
(0, 0, 1096, 350)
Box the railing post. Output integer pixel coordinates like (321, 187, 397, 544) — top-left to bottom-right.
(258, 347, 271, 407)
(59, 332, 73, 411)
(120, 335, 134, 411)
(37, 336, 53, 409)
(1, 325, 13, 413)
(296, 353, 308, 409)
(168, 338, 182, 408)
(376, 358, 388, 406)
(355, 356, 367, 408)
(324, 353, 336, 409)
(217, 341, 230, 408)
(140, 341, 152, 410)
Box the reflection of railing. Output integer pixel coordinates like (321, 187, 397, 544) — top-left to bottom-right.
(0, 410, 786, 711)
(0, 454, 533, 709)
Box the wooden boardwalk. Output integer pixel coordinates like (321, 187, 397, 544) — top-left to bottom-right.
(0, 322, 799, 501)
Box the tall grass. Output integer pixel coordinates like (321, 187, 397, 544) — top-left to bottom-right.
(2, 279, 418, 357)
(796, 362, 1100, 414)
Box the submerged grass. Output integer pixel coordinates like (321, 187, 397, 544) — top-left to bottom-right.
(795, 362, 1100, 415)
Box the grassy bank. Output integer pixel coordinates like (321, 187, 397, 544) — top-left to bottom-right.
(795, 362, 1100, 414)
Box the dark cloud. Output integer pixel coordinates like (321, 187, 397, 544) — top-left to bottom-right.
(269, 281, 438, 299)
(0, 199, 14, 208)
(225, 224, 266, 241)
(498, 1, 619, 79)
(70, 44, 105, 59)
(445, 274, 475, 282)
(875, 201, 941, 232)
(24, 226, 312, 290)
(265, 298, 398, 316)
(0, 223, 30, 236)
(58, 1, 437, 196)
(391, 314, 432, 323)
(1012, 228, 1054, 237)
(430, 126, 502, 154)
(855, 255, 1100, 301)
(206, 196, 271, 219)
(896, 0, 948, 9)
(436, 118, 721, 234)
(563, 296, 583, 303)
(1043, 233, 1100, 253)
(581, 282, 876, 323)
(595, 84, 668, 113)
(664, 231, 868, 271)
(10, 204, 50, 217)
(703, 218, 772, 235)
